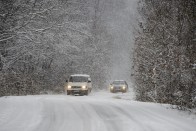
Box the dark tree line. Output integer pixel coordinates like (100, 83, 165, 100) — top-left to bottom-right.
(0, 0, 112, 96)
(133, 0, 196, 108)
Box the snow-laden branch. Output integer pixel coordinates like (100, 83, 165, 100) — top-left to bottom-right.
(29, 6, 55, 15)
(0, 36, 15, 42)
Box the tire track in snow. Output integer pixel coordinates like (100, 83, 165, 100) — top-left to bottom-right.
(35, 97, 109, 131)
(1, 94, 196, 131)
(89, 104, 122, 131)
(108, 104, 152, 131)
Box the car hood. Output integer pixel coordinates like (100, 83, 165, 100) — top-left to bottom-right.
(112, 84, 125, 87)
(68, 82, 87, 86)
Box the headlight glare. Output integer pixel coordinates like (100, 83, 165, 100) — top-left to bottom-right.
(68, 85, 71, 89)
(82, 86, 86, 89)
(110, 86, 113, 90)
(122, 86, 126, 90)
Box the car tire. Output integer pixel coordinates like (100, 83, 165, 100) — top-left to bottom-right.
(122, 89, 127, 93)
(85, 90, 89, 96)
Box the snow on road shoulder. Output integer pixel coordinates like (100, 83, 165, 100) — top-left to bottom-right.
(161, 104, 196, 121)
(0, 96, 43, 131)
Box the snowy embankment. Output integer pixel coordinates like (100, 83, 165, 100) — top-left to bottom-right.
(0, 89, 196, 131)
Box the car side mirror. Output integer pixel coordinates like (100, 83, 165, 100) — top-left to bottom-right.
(88, 80, 91, 83)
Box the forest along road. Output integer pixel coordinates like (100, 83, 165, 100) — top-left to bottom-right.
(0, 91, 196, 131)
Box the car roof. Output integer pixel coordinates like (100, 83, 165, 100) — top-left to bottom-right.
(70, 74, 90, 77)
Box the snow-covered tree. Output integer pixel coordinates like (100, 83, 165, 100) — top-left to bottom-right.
(133, 0, 195, 108)
(0, 0, 112, 96)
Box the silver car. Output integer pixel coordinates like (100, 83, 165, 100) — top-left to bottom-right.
(109, 80, 128, 93)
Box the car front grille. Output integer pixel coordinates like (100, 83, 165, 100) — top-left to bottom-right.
(72, 86, 81, 89)
(114, 86, 122, 90)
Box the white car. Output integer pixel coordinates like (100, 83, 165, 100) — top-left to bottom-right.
(65, 74, 92, 95)
(109, 80, 128, 93)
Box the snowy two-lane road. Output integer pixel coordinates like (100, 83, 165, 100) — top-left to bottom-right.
(0, 91, 196, 131)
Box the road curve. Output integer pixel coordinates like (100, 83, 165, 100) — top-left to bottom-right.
(0, 92, 196, 131)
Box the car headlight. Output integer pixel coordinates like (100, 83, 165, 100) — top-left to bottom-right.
(68, 85, 71, 89)
(110, 86, 113, 90)
(82, 86, 86, 89)
(122, 86, 126, 90)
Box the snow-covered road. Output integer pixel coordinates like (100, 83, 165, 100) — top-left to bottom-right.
(0, 91, 196, 131)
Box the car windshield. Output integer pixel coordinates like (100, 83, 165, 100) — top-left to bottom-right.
(69, 76, 88, 82)
(112, 81, 125, 85)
